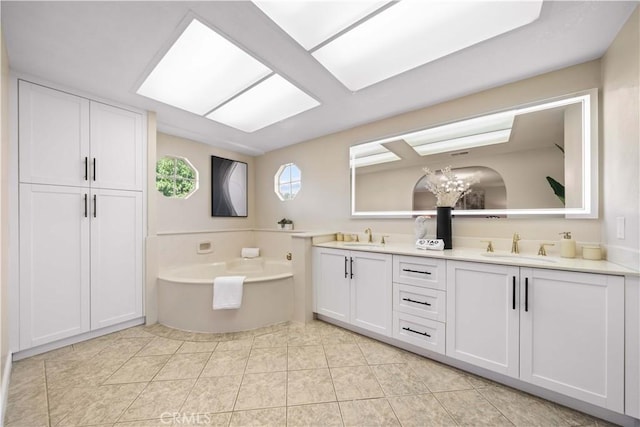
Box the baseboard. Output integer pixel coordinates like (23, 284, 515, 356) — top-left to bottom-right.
(13, 317, 145, 361)
(0, 353, 13, 427)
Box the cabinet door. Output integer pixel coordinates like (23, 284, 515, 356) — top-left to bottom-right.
(90, 102, 144, 191)
(19, 184, 90, 349)
(350, 251, 392, 335)
(446, 261, 520, 377)
(520, 268, 624, 412)
(313, 247, 350, 322)
(19, 81, 90, 186)
(90, 189, 143, 329)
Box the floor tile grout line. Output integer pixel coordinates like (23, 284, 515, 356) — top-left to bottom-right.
(475, 385, 521, 427)
(230, 336, 253, 413)
(95, 335, 157, 386)
(431, 390, 463, 427)
(111, 337, 185, 425)
(175, 348, 217, 417)
(44, 336, 139, 426)
(42, 360, 52, 427)
(384, 395, 405, 426)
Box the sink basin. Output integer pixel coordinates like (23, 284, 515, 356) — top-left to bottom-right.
(342, 242, 385, 248)
(481, 252, 558, 263)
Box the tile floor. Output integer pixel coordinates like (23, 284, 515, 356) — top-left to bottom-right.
(5, 320, 615, 427)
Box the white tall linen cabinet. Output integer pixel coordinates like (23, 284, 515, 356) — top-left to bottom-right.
(17, 80, 144, 350)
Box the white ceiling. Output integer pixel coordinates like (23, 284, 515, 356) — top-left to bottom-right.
(2, 1, 636, 156)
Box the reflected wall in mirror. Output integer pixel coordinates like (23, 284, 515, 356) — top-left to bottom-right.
(350, 90, 598, 218)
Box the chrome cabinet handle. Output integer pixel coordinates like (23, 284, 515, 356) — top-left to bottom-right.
(93, 194, 97, 218)
(92, 158, 96, 181)
(84, 157, 88, 181)
(83, 194, 87, 218)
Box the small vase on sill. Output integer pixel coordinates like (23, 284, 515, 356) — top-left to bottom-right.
(436, 206, 453, 249)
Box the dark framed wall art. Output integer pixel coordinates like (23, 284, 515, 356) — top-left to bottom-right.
(211, 155, 248, 217)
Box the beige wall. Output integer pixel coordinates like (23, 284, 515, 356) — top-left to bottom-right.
(156, 132, 256, 233)
(255, 61, 602, 245)
(0, 27, 9, 386)
(601, 7, 640, 270)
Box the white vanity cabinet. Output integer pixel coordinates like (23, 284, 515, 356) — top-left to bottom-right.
(312, 247, 392, 336)
(447, 260, 624, 412)
(519, 267, 624, 413)
(17, 80, 145, 351)
(446, 261, 520, 376)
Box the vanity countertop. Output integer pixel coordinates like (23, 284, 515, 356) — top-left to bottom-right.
(313, 241, 639, 276)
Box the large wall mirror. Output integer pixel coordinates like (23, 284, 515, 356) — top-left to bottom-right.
(350, 89, 598, 218)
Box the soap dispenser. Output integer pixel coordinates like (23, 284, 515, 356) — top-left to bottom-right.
(559, 232, 576, 258)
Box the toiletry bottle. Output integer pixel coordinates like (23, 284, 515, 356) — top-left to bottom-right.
(559, 232, 576, 258)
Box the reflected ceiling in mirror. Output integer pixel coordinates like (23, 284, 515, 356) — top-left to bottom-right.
(350, 90, 598, 218)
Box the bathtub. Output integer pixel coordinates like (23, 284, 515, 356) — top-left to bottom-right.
(157, 258, 294, 333)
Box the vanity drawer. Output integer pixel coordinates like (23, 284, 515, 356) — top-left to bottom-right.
(393, 312, 445, 354)
(393, 255, 446, 290)
(393, 283, 445, 322)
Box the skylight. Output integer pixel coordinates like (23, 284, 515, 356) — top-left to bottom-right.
(253, 1, 390, 50)
(137, 19, 272, 116)
(206, 74, 320, 133)
(312, 1, 543, 91)
(137, 18, 321, 132)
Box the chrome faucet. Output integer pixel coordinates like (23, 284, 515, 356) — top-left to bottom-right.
(365, 228, 373, 243)
(511, 233, 521, 254)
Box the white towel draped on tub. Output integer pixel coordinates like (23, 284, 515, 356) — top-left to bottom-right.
(213, 276, 246, 310)
(241, 247, 260, 258)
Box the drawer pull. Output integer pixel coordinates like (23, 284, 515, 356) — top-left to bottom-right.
(402, 268, 431, 275)
(402, 297, 431, 306)
(402, 327, 431, 337)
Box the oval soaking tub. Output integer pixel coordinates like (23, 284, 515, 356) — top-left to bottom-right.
(157, 258, 293, 333)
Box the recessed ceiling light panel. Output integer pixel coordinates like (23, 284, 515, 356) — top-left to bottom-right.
(137, 19, 272, 115)
(206, 74, 320, 132)
(313, 1, 543, 91)
(254, 1, 390, 50)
